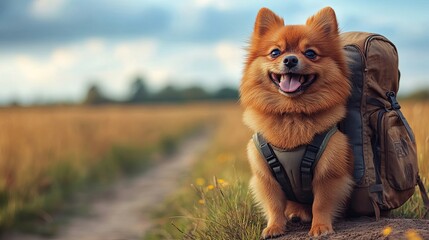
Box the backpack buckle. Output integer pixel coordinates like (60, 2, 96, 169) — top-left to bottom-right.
(386, 91, 401, 110)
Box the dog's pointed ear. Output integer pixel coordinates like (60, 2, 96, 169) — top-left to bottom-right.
(253, 8, 284, 37)
(306, 7, 338, 35)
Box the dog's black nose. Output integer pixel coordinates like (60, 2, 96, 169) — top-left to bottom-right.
(284, 55, 298, 68)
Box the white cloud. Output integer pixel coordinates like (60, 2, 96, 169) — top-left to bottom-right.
(30, 0, 66, 19)
(51, 48, 77, 69)
(85, 39, 106, 54)
(114, 39, 157, 63)
(0, 38, 161, 102)
(193, 0, 231, 10)
(2, 0, 428, 104)
(215, 42, 245, 81)
(0, 37, 247, 103)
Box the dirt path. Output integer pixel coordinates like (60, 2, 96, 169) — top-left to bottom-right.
(279, 217, 429, 240)
(5, 130, 212, 240)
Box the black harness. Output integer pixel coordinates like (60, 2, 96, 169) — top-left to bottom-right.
(253, 126, 338, 204)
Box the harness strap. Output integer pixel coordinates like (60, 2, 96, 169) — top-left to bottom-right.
(301, 126, 338, 192)
(254, 133, 298, 202)
(253, 126, 337, 203)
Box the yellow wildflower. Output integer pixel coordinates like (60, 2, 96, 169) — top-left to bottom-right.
(207, 184, 215, 190)
(196, 178, 205, 186)
(217, 178, 229, 187)
(382, 226, 392, 236)
(405, 229, 422, 240)
(198, 199, 205, 205)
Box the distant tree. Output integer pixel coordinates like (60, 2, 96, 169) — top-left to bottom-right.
(128, 76, 149, 103)
(402, 88, 429, 101)
(153, 85, 183, 102)
(213, 87, 239, 100)
(83, 83, 109, 105)
(8, 99, 20, 107)
(181, 86, 209, 100)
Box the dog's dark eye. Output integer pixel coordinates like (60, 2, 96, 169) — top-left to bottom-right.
(270, 49, 281, 58)
(304, 50, 317, 59)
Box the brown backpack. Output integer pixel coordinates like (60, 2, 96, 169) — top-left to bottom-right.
(340, 32, 429, 219)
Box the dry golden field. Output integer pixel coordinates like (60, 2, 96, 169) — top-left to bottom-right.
(402, 102, 429, 175)
(0, 103, 234, 229)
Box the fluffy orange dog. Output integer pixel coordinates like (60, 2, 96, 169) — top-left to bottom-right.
(240, 7, 354, 238)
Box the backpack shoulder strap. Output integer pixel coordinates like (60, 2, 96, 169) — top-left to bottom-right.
(253, 133, 298, 202)
(300, 126, 338, 192)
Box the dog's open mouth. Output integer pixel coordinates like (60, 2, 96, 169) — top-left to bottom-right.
(269, 72, 317, 96)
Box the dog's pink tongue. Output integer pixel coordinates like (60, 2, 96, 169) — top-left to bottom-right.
(279, 75, 301, 93)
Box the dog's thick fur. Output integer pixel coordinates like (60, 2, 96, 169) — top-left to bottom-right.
(240, 7, 354, 238)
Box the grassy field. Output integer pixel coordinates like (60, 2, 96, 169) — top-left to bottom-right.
(0, 103, 227, 233)
(145, 101, 429, 239)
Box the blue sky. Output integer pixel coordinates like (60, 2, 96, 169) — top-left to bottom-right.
(0, 0, 428, 103)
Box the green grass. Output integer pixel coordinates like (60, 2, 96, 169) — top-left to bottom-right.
(184, 179, 264, 240)
(145, 179, 264, 240)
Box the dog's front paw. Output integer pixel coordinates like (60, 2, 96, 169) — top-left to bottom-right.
(308, 223, 334, 237)
(261, 225, 286, 239)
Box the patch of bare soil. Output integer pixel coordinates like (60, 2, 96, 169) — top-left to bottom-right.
(3, 130, 212, 240)
(279, 217, 429, 240)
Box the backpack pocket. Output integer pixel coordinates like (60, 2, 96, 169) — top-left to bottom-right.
(368, 95, 418, 211)
(380, 110, 418, 190)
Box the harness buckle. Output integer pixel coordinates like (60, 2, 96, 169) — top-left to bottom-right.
(301, 159, 313, 168)
(267, 158, 281, 169)
(260, 143, 275, 160)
